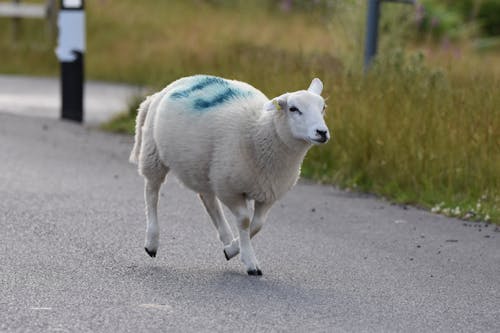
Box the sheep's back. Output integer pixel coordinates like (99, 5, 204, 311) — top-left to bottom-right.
(152, 75, 267, 193)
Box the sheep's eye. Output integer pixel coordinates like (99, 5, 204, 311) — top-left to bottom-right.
(322, 104, 327, 114)
(289, 106, 302, 115)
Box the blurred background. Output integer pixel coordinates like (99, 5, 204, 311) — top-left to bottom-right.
(0, 0, 498, 223)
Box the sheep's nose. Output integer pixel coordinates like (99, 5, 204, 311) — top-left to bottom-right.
(316, 129, 329, 143)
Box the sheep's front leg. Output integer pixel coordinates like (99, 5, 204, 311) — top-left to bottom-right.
(221, 201, 274, 261)
(198, 193, 239, 260)
(250, 201, 274, 239)
(223, 196, 262, 276)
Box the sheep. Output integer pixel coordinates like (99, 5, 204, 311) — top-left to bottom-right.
(130, 75, 330, 275)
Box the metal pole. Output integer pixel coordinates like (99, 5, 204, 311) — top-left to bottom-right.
(56, 0, 85, 123)
(11, 0, 20, 41)
(364, 0, 380, 72)
(364, 0, 415, 72)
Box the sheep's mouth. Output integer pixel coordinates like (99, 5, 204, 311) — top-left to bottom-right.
(311, 137, 329, 144)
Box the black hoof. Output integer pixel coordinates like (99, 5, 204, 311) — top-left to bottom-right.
(223, 249, 230, 261)
(145, 247, 156, 258)
(247, 268, 263, 276)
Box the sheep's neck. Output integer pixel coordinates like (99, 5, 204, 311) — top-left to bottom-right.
(249, 112, 310, 201)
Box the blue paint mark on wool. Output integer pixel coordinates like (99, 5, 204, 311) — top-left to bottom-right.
(193, 88, 244, 110)
(170, 76, 227, 99)
(169, 75, 252, 111)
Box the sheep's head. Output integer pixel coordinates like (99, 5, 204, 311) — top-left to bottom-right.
(264, 78, 330, 145)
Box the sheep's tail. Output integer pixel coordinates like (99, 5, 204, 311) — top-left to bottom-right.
(129, 96, 152, 164)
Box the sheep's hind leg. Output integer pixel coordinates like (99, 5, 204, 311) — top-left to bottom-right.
(142, 165, 169, 258)
(198, 193, 239, 260)
(221, 196, 262, 276)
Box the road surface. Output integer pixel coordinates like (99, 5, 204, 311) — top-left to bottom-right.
(0, 74, 143, 125)
(0, 113, 498, 332)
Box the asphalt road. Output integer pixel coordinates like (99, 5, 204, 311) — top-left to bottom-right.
(0, 74, 143, 125)
(0, 113, 499, 332)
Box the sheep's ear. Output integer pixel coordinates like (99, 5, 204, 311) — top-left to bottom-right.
(308, 78, 323, 95)
(264, 93, 289, 112)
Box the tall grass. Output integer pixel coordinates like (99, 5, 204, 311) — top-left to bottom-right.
(0, 0, 498, 222)
(85, 0, 337, 88)
(304, 50, 500, 222)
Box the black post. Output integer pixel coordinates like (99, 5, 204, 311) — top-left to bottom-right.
(61, 51, 84, 122)
(56, 0, 85, 122)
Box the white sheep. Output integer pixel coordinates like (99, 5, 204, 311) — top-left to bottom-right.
(130, 75, 329, 275)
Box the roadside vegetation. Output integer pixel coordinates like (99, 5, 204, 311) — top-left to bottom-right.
(1, 0, 498, 223)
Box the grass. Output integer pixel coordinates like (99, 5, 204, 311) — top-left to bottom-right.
(100, 95, 143, 135)
(0, 0, 498, 223)
(304, 50, 500, 223)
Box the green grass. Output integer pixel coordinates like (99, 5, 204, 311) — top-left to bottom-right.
(100, 95, 143, 135)
(1, 0, 498, 223)
(304, 50, 500, 223)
